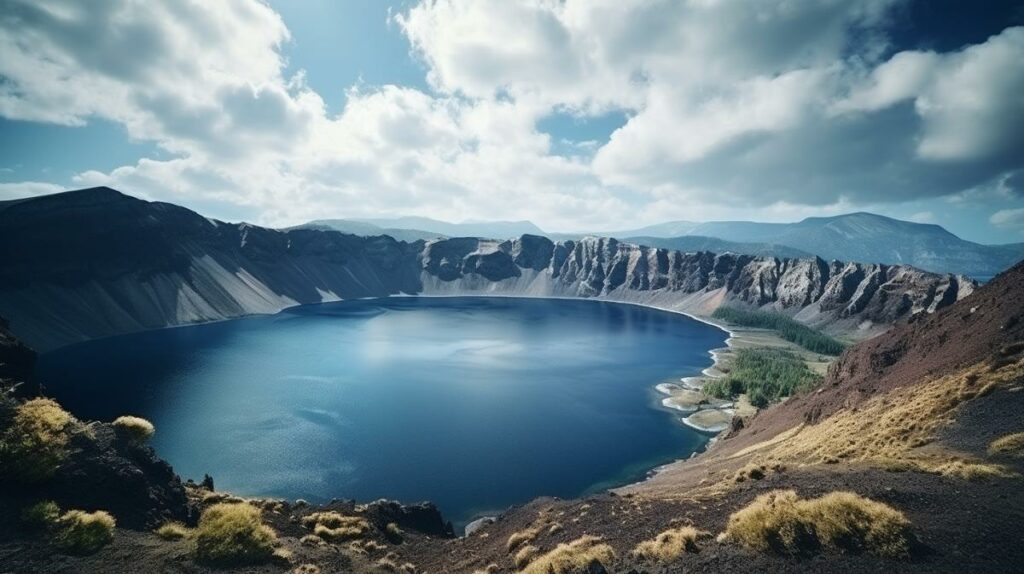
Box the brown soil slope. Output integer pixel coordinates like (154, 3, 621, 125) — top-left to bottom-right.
(719, 259, 1024, 456)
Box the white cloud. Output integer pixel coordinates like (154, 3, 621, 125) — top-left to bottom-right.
(0, 0, 1022, 231)
(0, 181, 66, 201)
(991, 208, 1024, 230)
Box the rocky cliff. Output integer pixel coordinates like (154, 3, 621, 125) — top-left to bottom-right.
(0, 188, 974, 351)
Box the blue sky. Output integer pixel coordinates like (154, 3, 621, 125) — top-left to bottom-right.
(1, 0, 1022, 243)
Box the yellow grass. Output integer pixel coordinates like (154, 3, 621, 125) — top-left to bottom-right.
(194, 503, 277, 566)
(519, 535, 615, 574)
(300, 534, 324, 546)
(1, 398, 74, 481)
(514, 544, 540, 569)
(766, 361, 1023, 478)
(301, 511, 370, 542)
(632, 526, 709, 562)
(21, 500, 60, 529)
(385, 521, 404, 542)
(54, 510, 116, 555)
(112, 415, 155, 441)
(724, 490, 913, 557)
(506, 526, 541, 552)
(155, 521, 192, 540)
(989, 432, 1024, 458)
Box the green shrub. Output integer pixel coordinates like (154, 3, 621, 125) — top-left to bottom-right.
(704, 348, 821, 406)
(712, 307, 846, 355)
(724, 490, 913, 557)
(54, 510, 116, 555)
(0, 398, 74, 481)
(194, 503, 277, 566)
(22, 500, 60, 530)
(112, 415, 155, 442)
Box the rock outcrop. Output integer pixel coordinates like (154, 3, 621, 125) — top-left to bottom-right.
(0, 316, 35, 385)
(0, 188, 974, 350)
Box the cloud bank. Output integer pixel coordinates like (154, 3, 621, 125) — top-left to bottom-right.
(0, 0, 1022, 231)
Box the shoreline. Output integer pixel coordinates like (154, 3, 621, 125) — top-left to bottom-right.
(37, 291, 746, 509)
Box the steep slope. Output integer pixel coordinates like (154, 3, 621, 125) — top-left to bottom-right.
(0, 188, 974, 351)
(0, 188, 425, 351)
(610, 213, 1023, 278)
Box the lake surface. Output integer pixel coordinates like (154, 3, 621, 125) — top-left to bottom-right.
(37, 297, 726, 526)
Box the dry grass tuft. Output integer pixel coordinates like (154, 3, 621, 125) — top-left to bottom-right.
(155, 521, 192, 540)
(988, 432, 1024, 458)
(471, 564, 498, 574)
(520, 535, 616, 574)
(301, 511, 370, 542)
(300, 534, 325, 547)
(724, 490, 913, 558)
(54, 510, 116, 555)
(513, 544, 540, 569)
(375, 556, 415, 572)
(385, 521, 404, 543)
(201, 491, 244, 504)
(272, 547, 294, 563)
(112, 415, 155, 442)
(933, 459, 1017, 480)
(632, 526, 710, 562)
(506, 526, 541, 552)
(21, 500, 60, 530)
(0, 398, 74, 482)
(194, 503, 277, 566)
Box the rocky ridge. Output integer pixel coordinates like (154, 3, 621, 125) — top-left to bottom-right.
(0, 187, 974, 350)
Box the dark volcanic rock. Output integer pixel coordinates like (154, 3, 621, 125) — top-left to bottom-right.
(0, 316, 35, 386)
(43, 424, 194, 530)
(362, 499, 454, 538)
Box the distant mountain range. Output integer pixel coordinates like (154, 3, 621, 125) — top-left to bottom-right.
(607, 213, 1023, 279)
(300, 216, 545, 242)
(301, 212, 1023, 279)
(0, 187, 972, 350)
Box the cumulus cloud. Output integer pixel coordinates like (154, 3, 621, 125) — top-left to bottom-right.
(0, 181, 66, 201)
(0, 0, 1022, 229)
(990, 208, 1024, 230)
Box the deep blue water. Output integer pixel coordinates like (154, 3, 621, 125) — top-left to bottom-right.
(37, 297, 726, 526)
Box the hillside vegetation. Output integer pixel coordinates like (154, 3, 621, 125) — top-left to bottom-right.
(705, 348, 822, 407)
(712, 307, 846, 355)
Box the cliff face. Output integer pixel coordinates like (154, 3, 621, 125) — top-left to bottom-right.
(417, 235, 973, 336)
(0, 188, 974, 351)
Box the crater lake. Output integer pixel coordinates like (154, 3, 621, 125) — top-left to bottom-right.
(36, 297, 727, 527)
